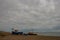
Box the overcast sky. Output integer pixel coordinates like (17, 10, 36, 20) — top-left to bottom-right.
(0, 0, 60, 32)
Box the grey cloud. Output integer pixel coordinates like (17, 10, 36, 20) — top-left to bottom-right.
(0, 0, 60, 32)
(53, 24, 60, 30)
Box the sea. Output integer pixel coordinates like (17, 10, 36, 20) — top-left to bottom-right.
(37, 32, 60, 36)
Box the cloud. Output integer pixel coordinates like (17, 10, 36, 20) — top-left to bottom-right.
(53, 24, 60, 30)
(0, 0, 60, 32)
